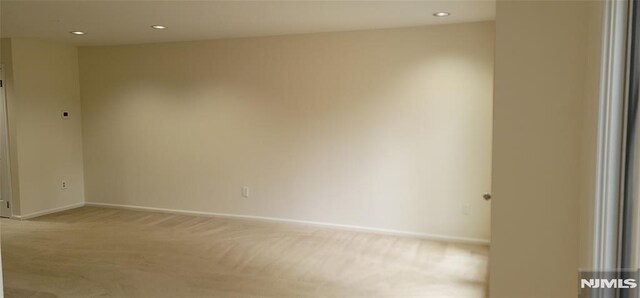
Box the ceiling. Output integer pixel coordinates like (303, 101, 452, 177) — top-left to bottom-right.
(0, 1, 495, 46)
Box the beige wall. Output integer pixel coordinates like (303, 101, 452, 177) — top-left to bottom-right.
(79, 22, 495, 242)
(0, 38, 85, 217)
(490, 1, 601, 297)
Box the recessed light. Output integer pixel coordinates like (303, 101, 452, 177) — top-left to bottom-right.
(70, 31, 86, 35)
(433, 12, 451, 17)
(151, 25, 167, 30)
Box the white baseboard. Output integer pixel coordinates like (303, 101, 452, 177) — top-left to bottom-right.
(13, 202, 85, 220)
(85, 202, 490, 245)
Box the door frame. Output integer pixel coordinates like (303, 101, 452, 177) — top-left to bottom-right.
(0, 64, 14, 218)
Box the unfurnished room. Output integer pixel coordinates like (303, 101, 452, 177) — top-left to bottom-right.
(0, 0, 618, 297)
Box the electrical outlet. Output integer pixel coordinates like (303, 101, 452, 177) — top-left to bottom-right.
(61, 181, 68, 190)
(241, 186, 250, 198)
(462, 203, 470, 216)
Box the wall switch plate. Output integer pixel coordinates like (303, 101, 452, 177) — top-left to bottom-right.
(61, 111, 70, 119)
(61, 181, 68, 190)
(241, 186, 250, 198)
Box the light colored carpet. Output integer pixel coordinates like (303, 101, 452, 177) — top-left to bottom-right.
(2, 207, 488, 297)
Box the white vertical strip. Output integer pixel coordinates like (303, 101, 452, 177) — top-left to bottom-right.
(592, 0, 629, 279)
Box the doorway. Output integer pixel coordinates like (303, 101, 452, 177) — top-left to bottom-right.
(0, 64, 13, 218)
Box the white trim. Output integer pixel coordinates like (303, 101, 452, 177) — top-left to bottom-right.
(13, 202, 85, 220)
(85, 202, 490, 245)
